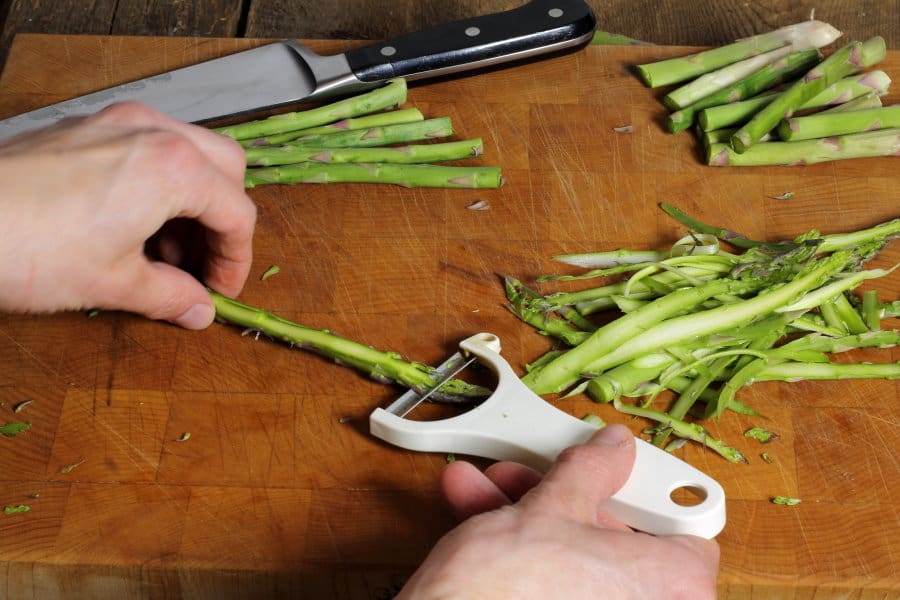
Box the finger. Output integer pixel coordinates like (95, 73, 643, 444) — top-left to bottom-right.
(90, 102, 247, 186)
(483, 461, 543, 502)
(440, 460, 512, 521)
(128, 126, 256, 297)
(95, 258, 217, 330)
(519, 424, 637, 526)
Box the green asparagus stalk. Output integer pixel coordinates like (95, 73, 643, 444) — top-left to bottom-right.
(213, 78, 408, 140)
(755, 361, 900, 381)
(664, 45, 798, 111)
(708, 128, 900, 166)
(524, 250, 854, 394)
(244, 117, 454, 153)
(239, 108, 425, 147)
(245, 163, 503, 189)
(209, 291, 490, 400)
(698, 70, 891, 132)
(818, 93, 884, 113)
(730, 37, 887, 152)
(612, 399, 747, 463)
(635, 20, 842, 87)
(245, 138, 484, 167)
(776, 105, 900, 141)
(591, 30, 650, 45)
(667, 49, 822, 133)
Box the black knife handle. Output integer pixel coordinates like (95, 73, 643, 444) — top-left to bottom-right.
(345, 0, 596, 83)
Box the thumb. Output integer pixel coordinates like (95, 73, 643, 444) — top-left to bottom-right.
(520, 424, 636, 526)
(102, 260, 217, 329)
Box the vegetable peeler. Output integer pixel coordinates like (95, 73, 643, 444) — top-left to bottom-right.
(370, 333, 727, 539)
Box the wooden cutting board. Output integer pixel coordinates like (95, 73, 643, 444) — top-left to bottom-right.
(0, 34, 897, 599)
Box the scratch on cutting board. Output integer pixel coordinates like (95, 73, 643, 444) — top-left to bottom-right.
(0, 327, 65, 384)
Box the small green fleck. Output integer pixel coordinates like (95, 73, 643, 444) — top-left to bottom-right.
(770, 192, 795, 200)
(59, 460, 85, 474)
(744, 426, 779, 444)
(86, 309, 101, 318)
(12, 399, 34, 413)
(260, 265, 281, 281)
(760, 452, 773, 464)
(502, 413, 509, 418)
(175, 432, 191, 442)
(3, 505, 30, 515)
(771, 496, 801, 506)
(0, 422, 31, 437)
(446, 453, 456, 463)
(581, 413, 606, 428)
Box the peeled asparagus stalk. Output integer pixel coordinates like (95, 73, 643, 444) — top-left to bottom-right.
(777, 104, 900, 141)
(730, 37, 887, 153)
(636, 20, 842, 88)
(708, 128, 900, 166)
(698, 70, 892, 131)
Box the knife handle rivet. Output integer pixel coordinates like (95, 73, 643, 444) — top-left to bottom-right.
(380, 46, 397, 57)
(465, 26, 481, 37)
(548, 8, 564, 18)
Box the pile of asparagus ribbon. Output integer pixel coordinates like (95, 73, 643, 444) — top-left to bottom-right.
(635, 20, 900, 166)
(212, 206, 899, 461)
(212, 78, 502, 189)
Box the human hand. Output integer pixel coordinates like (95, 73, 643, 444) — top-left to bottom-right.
(0, 102, 256, 329)
(399, 424, 720, 599)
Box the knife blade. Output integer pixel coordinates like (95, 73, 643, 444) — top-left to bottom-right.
(0, 0, 595, 141)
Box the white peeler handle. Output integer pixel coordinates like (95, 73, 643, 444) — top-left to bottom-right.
(370, 333, 726, 538)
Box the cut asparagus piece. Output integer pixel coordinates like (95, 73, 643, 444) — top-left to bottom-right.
(698, 70, 891, 132)
(239, 108, 425, 147)
(245, 163, 503, 189)
(246, 117, 453, 152)
(213, 78, 407, 140)
(664, 46, 797, 111)
(246, 138, 484, 167)
(708, 128, 900, 166)
(700, 99, 883, 146)
(667, 49, 822, 133)
(777, 105, 900, 141)
(730, 37, 887, 152)
(635, 20, 842, 87)
(210, 291, 490, 401)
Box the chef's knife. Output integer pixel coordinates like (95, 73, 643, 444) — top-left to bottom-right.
(0, 0, 595, 140)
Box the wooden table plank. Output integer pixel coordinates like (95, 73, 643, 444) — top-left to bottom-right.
(1, 0, 898, 67)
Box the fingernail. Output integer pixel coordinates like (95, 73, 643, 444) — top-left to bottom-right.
(174, 303, 215, 330)
(592, 424, 632, 447)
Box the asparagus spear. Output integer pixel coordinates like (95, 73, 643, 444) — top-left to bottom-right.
(591, 30, 651, 46)
(245, 138, 484, 167)
(210, 291, 490, 401)
(708, 128, 900, 166)
(730, 37, 887, 153)
(667, 49, 821, 133)
(697, 70, 891, 132)
(239, 108, 425, 147)
(777, 105, 900, 141)
(699, 95, 882, 145)
(244, 118, 453, 153)
(213, 78, 408, 140)
(664, 46, 799, 110)
(635, 20, 842, 87)
(245, 163, 503, 189)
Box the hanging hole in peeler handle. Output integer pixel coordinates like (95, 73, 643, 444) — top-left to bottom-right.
(669, 484, 709, 508)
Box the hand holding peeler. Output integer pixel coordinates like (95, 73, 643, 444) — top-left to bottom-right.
(370, 333, 726, 539)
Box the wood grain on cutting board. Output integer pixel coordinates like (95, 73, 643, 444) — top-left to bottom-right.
(0, 35, 897, 599)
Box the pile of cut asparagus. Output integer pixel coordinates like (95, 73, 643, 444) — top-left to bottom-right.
(636, 21, 900, 166)
(213, 78, 502, 189)
(503, 205, 899, 461)
(211, 205, 899, 462)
